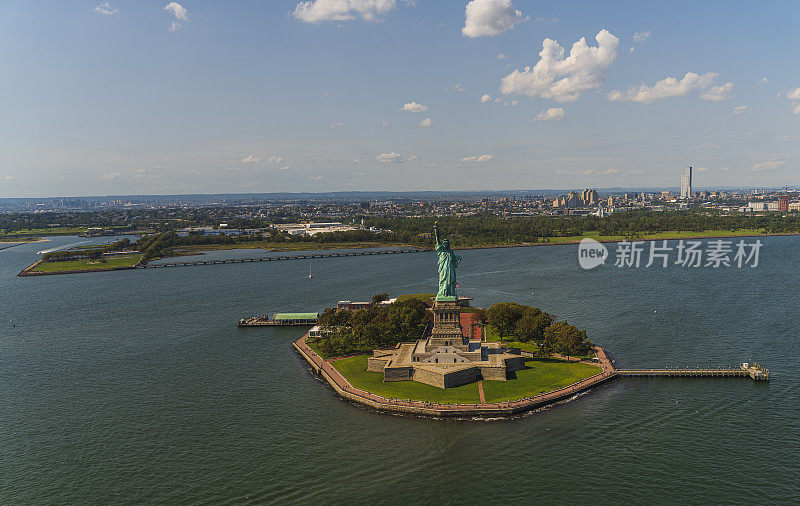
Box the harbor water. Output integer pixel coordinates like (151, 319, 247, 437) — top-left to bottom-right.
(1, 236, 798, 503)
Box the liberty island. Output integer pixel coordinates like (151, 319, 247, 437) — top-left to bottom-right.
(293, 224, 769, 417)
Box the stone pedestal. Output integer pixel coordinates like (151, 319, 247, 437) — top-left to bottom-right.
(429, 299, 466, 349)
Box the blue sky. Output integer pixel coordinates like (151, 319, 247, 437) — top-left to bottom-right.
(1, 0, 799, 197)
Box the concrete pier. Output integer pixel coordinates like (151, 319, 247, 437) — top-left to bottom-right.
(617, 363, 770, 381)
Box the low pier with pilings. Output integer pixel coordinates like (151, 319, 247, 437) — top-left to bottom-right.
(140, 248, 429, 269)
(617, 362, 770, 381)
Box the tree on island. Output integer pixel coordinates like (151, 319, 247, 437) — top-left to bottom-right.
(315, 298, 432, 357)
(541, 321, 591, 358)
(516, 310, 554, 343)
(487, 302, 547, 338)
(371, 293, 389, 303)
(485, 302, 591, 357)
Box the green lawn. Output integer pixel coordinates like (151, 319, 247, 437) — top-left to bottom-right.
(481, 358, 601, 403)
(484, 325, 537, 352)
(505, 341, 540, 353)
(330, 354, 481, 404)
(485, 324, 502, 342)
(0, 227, 87, 238)
(32, 254, 142, 272)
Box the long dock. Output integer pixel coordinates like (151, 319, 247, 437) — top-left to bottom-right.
(617, 363, 769, 381)
(140, 248, 430, 269)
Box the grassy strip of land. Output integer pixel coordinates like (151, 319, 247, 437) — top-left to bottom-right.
(31, 254, 142, 272)
(481, 358, 601, 403)
(330, 354, 481, 404)
(0, 227, 87, 238)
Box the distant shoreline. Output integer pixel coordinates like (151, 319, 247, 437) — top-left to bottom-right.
(16, 231, 800, 277)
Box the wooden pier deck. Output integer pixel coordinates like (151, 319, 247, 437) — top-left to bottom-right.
(140, 248, 430, 269)
(617, 363, 769, 381)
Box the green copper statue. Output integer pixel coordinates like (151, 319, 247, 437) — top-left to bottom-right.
(434, 221, 461, 300)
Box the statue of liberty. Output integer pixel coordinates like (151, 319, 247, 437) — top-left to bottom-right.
(433, 221, 461, 300)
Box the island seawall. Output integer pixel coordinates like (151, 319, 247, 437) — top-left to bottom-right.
(292, 332, 618, 418)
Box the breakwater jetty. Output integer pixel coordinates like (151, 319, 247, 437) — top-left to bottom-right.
(142, 248, 429, 269)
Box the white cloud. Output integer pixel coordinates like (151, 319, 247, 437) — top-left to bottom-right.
(497, 53, 508, 59)
(562, 168, 625, 176)
(329, 122, 344, 128)
(535, 16, 558, 23)
(451, 83, 466, 93)
(700, 82, 734, 102)
(480, 94, 492, 103)
(418, 117, 433, 127)
(757, 77, 769, 85)
(380, 119, 391, 127)
(134, 168, 162, 178)
(632, 30, 650, 45)
(695, 166, 709, 172)
(293, 0, 397, 23)
(279, 165, 292, 171)
(375, 152, 404, 163)
(101, 172, 121, 180)
(607, 72, 732, 103)
(752, 160, 784, 171)
(400, 101, 428, 112)
(94, 2, 118, 15)
(500, 29, 619, 102)
(268, 156, 285, 164)
(786, 87, 800, 114)
(732, 106, 747, 115)
(241, 155, 261, 164)
(4, 175, 15, 182)
(532, 107, 565, 121)
(462, 0, 523, 38)
(629, 29, 650, 52)
(164, 2, 188, 30)
(461, 154, 494, 162)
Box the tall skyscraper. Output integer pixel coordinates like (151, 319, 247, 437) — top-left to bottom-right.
(680, 166, 693, 199)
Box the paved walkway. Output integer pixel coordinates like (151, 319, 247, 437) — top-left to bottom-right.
(477, 380, 485, 403)
(294, 333, 618, 417)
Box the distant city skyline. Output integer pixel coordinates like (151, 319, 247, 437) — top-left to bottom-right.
(1, 0, 799, 197)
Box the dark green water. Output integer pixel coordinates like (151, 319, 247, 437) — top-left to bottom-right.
(2, 237, 798, 504)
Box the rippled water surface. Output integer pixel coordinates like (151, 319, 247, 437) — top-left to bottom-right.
(1, 236, 798, 503)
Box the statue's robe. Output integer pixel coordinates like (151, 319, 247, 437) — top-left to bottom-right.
(436, 242, 461, 298)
